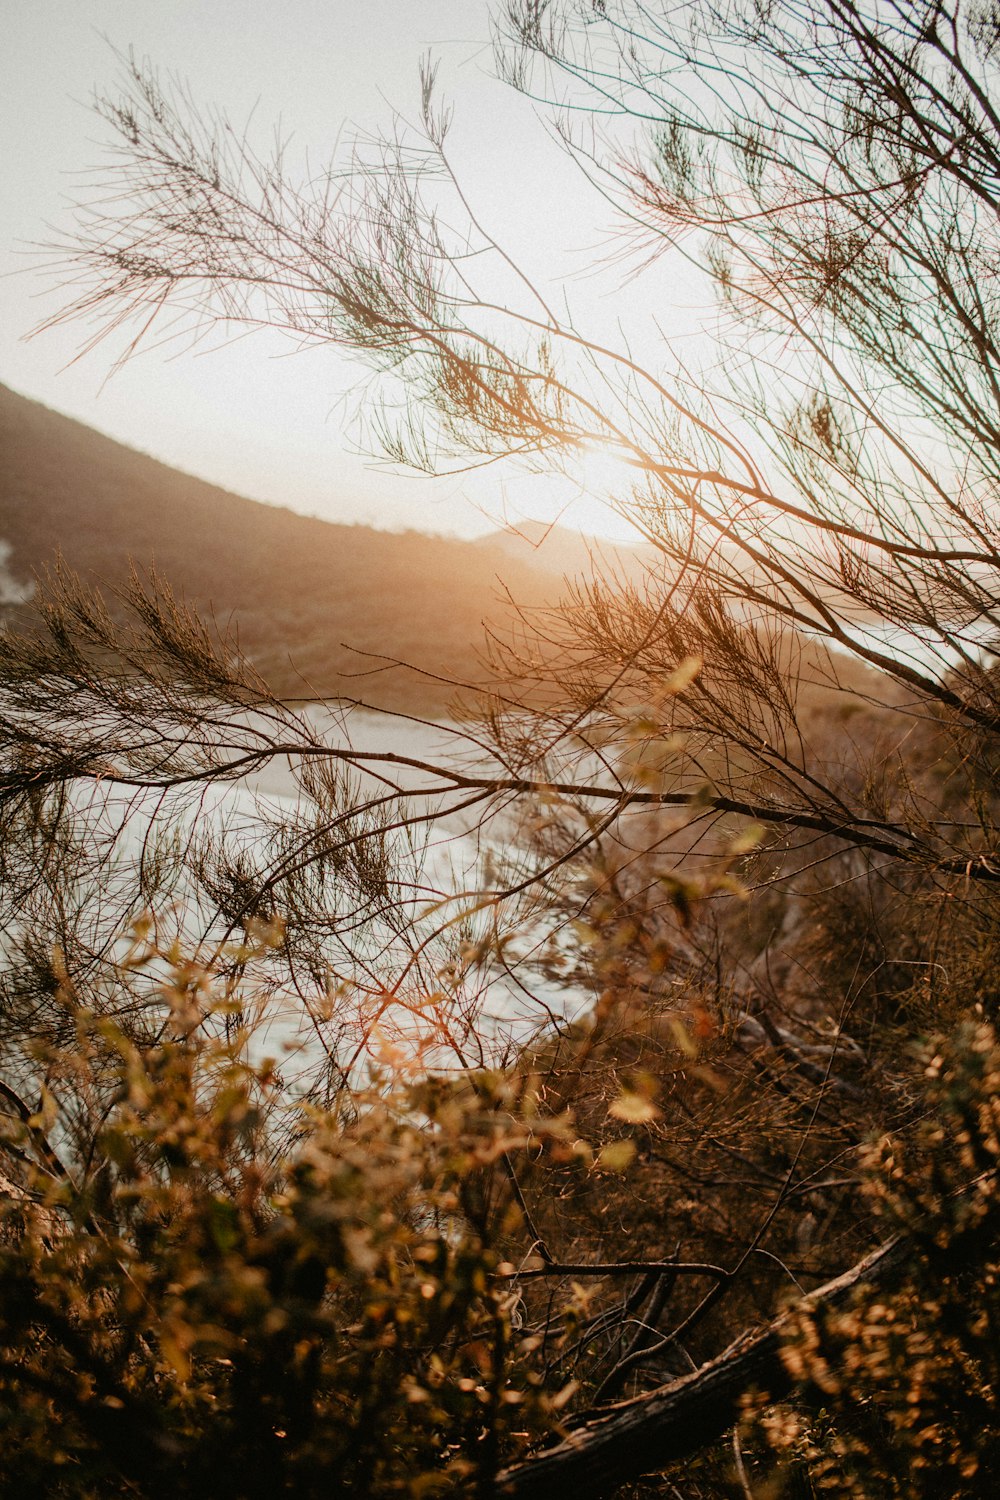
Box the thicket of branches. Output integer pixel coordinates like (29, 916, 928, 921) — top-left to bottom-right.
(5, 2, 1000, 1494)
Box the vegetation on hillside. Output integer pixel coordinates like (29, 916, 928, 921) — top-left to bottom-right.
(0, 382, 569, 711)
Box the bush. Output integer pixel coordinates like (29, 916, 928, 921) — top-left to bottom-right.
(0, 949, 580, 1499)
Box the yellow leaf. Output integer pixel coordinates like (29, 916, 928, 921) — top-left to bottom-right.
(570, 919, 600, 946)
(669, 1017, 699, 1058)
(159, 1331, 191, 1382)
(596, 1139, 637, 1172)
(664, 654, 702, 693)
(608, 1090, 660, 1124)
(730, 821, 766, 855)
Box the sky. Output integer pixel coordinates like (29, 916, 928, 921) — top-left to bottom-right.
(2, 0, 710, 540)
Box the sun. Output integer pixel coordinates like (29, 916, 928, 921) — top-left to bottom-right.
(562, 440, 644, 540)
(474, 441, 646, 544)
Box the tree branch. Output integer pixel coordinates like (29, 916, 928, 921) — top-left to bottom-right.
(495, 1233, 909, 1499)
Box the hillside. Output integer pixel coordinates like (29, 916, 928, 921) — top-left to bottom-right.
(474, 518, 654, 583)
(0, 384, 568, 710)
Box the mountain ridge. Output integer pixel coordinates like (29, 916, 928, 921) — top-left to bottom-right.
(0, 382, 571, 709)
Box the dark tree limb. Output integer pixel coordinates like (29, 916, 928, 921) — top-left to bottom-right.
(495, 1234, 909, 1499)
(0, 1078, 72, 1186)
(493, 1258, 726, 1282)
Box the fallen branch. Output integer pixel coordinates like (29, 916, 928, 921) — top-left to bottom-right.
(493, 1258, 726, 1282)
(495, 1234, 909, 1499)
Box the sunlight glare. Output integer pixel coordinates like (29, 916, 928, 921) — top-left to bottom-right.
(562, 440, 643, 542)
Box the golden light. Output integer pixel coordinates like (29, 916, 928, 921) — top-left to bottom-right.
(561, 439, 644, 541)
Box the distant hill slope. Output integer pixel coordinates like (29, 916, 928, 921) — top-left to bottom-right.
(475, 519, 655, 584)
(0, 384, 568, 709)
